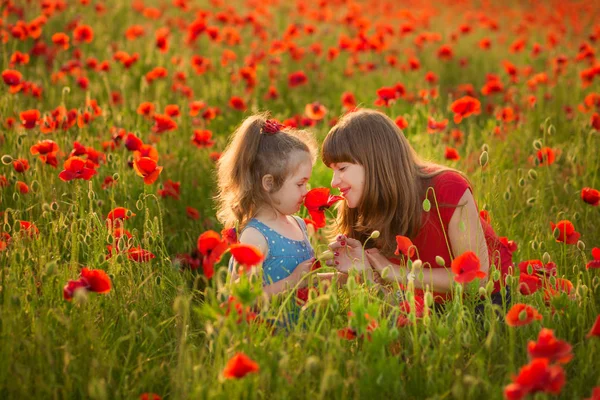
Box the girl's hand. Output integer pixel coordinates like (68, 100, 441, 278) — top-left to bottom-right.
(326, 234, 369, 274)
(290, 257, 316, 287)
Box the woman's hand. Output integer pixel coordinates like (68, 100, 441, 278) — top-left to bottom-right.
(326, 234, 370, 274)
(365, 248, 406, 283)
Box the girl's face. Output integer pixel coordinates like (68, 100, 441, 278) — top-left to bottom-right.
(270, 152, 312, 215)
(330, 162, 365, 209)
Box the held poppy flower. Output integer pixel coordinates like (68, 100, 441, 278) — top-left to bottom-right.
(504, 358, 565, 400)
(581, 187, 600, 206)
(304, 188, 344, 228)
(229, 244, 265, 270)
(505, 303, 543, 327)
(586, 247, 600, 269)
(550, 220, 580, 245)
(133, 157, 163, 185)
(305, 102, 327, 121)
(223, 352, 259, 379)
(2, 69, 22, 86)
(587, 315, 600, 338)
(527, 328, 573, 364)
(58, 156, 97, 181)
(394, 235, 415, 258)
(191, 130, 215, 148)
(197, 230, 228, 279)
(450, 96, 481, 123)
(451, 251, 486, 283)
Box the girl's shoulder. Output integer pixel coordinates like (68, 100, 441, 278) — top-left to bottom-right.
(239, 222, 269, 254)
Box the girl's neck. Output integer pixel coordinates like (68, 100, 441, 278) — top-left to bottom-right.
(254, 207, 291, 224)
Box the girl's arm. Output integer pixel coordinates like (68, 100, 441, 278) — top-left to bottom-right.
(366, 189, 489, 293)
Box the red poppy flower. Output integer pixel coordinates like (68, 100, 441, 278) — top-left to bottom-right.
(80, 268, 112, 293)
(186, 206, 200, 220)
(587, 315, 600, 338)
(304, 188, 344, 228)
(550, 220, 580, 244)
(543, 278, 574, 305)
(505, 303, 543, 327)
(229, 244, 264, 269)
(157, 179, 180, 200)
(137, 102, 155, 117)
(427, 117, 448, 133)
(536, 147, 556, 166)
(221, 227, 238, 245)
(374, 86, 398, 107)
(592, 113, 600, 131)
(341, 92, 357, 111)
(587, 247, 600, 269)
(13, 158, 30, 173)
(152, 114, 177, 134)
(288, 71, 308, 87)
(444, 147, 460, 161)
(73, 24, 94, 43)
(451, 251, 486, 283)
(518, 260, 556, 277)
(2, 69, 22, 86)
(223, 352, 259, 379)
(16, 181, 29, 194)
(59, 156, 97, 181)
(527, 328, 573, 364)
(133, 157, 163, 185)
(437, 44, 453, 60)
(305, 102, 327, 121)
(106, 207, 135, 224)
(164, 104, 179, 117)
(127, 247, 156, 262)
(581, 187, 600, 206)
(139, 394, 161, 400)
(52, 32, 70, 50)
(228, 96, 246, 111)
(125, 133, 144, 151)
(450, 96, 481, 123)
(197, 230, 228, 279)
(337, 327, 358, 340)
(30, 140, 59, 164)
(63, 279, 89, 301)
(397, 295, 426, 327)
(518, 273, 542, 295)
(395, 116, 409, 130)
(394, 235, 415, 258)
(191, 130, 215, 148)
(481, 79, 504, 96)
(20, 109, 40, 129)
(504, 358, 565, 400)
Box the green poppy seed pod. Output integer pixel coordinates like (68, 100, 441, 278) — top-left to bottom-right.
(527, 263, 534, 275)
(579, 284, 588, 297)
(492, 269, 501, 282)
(435, 256, 445, 266)
(106, 153, 114, 163)
(479, 151, 489, 168)
(503, 191, 511, 201)
(526, 197, 536, 206)
(481, 144, 489, 152)
(531, 240, 538, 250)
(370, 230, 380, 239)
(533, 139, 543, 150)
(424, 291, 434, 307)
(547, 125, 556, 136)
(412, 259, 423, 270)
(528, 169, 538, 180)
(422, 198, 431, 212)
(1, 155, 13, 164)
(573, 212, 580, 221)
(518, 178, 526, 187)
(16, 135, 25, 147)
(478, 287, 487, 297)
(112, 172, 120, 181)
(577, 240, 585, 251)
(485, 280, 494, 295)
(42, 203, 51, 212)
(518, 309, 528, 321)
(542, 252, 551, 264)
(319, 250, 334, 261)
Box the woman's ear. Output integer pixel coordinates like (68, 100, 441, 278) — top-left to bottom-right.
(262, 174, 274, 192)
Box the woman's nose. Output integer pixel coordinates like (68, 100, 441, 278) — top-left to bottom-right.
(331, 172, 340, 188)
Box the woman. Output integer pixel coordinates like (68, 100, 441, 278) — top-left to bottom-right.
(322, 109, 513, 304)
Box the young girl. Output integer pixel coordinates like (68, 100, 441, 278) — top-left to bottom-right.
(215, 114, 318, 296)
(322, 109, 513, 305)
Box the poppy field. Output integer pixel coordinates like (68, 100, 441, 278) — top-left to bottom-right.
(2, 0, 600, 398)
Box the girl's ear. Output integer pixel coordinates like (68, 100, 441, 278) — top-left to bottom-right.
(262, 174, 274, 192)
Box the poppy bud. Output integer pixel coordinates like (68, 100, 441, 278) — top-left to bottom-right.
(533, 139, 543, 150)
(518, 178, 525, 187)
(435, 256, 445, 266)
(526, 197, 536, 206)
(481, 143, 489, 152)
(573, 211, 580, 221)
(528, 169, 538, 180)
(485, 279, 494, 295)
(380, 266, 390, 280)
(542, 252, 551, 264)
(479, 151, 489, 167)
(503, 191, 511, 201)
(478, 287, 487, 297)
(422, 198, 431, 212)
(1, 155, 13, 164)
(370, 230, 380, 239)
(319, 250, 334, 261)
(577, 240, 585, 251)
(531, 240, 538, 250)
(492, 269, 501, 282)
(424, 291, 434, 307)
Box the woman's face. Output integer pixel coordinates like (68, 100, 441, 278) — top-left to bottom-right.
(330, 162, 365, 209)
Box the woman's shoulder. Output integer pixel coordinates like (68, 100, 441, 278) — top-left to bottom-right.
(426, 169, 471, 205)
